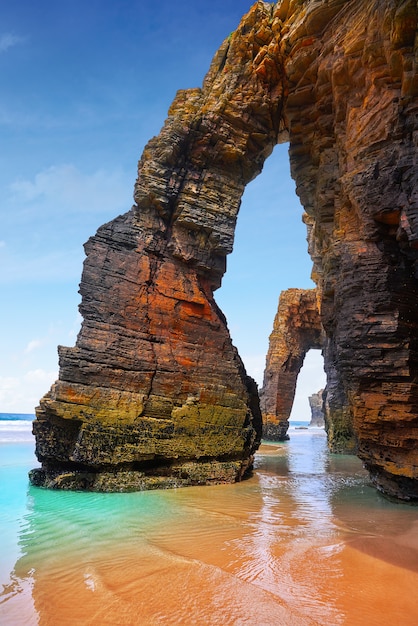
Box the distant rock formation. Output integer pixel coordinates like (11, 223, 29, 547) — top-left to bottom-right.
(309, 390, 325, 427)
(260, 288, 324, 440)
(31, 1, 418, 500)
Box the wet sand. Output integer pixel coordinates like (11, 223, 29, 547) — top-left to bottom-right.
(1, 429, 417, 625)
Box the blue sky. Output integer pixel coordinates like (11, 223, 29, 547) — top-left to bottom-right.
(0, 0, 325, 417)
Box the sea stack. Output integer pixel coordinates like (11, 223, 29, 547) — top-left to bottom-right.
(309, 391, 325, 428)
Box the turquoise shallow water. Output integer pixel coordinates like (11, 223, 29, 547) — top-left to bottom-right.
(1, 415, 417, 625)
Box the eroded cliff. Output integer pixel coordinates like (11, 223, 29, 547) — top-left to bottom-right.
(284, 0, 418, 497)
(31, 0, 418, 500)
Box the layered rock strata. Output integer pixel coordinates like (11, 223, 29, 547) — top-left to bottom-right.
(31, 0, 418, 499)
(260, 288, 324, 439)
(285, 0, 418, 497)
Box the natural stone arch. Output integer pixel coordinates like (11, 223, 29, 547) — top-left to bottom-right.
(31, 2, 283, 492)
(260, 288, 325, 440)
(31, 0, 418, 500)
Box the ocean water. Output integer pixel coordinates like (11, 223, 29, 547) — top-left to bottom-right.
(0, 414, 417, 625)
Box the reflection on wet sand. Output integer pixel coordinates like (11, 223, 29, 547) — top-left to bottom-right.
(1, 429, 417, 626)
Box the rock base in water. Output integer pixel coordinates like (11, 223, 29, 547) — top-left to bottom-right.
(262, 422, 290, 442)
(29, 457, 253, 492)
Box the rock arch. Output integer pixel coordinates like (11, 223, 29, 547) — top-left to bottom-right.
(260, 288, 325, 441)
(31, 0, 418, 500)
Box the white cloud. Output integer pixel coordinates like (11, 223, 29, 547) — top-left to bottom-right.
(24, 339, 43, 354)
(0, 246, 83, 284)
(0, 33, 24, 53)
(241, 354, 265, 387)
(24, 369, 57, 383)
(68, 312, 83, 341)
(0, 369, 57, 413)
(2, 163, 133, 284)
(0, 241, 5, 248)
(290, 350, 326, 421)
(9, 163, 133, 214)
(0, 376, 18, 393)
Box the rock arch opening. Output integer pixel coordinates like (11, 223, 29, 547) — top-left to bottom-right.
(289, 350, 325, 425)
(216, 143, 313, 388)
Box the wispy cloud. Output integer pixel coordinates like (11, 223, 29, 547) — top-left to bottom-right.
(241, 354, 265, 387)
(0, 369, 57, 413)
(68, 312, 83, 341)
(24, 368, 57, 383)
(290, 350, 325, 420)
(0, 246, 83, 284)
(0, 33, 24, 53)
(24, 339, 43, 354)
(2, 163, 133, 284)
(9, 163, 133, 214)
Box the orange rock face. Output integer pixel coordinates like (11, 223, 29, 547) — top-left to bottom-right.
(31, 1, 418, 499)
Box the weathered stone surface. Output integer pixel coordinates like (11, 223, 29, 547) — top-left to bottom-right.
(31, 210, 263, 490)
(260, 288, 324, 440)
(284, 0, 418, 498)
(309, 390, 325, 428)
(31, 0, 418, 500)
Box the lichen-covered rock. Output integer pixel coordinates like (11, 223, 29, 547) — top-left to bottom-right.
(31, 0, 418, 500)
(260, 288, 324, 440)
